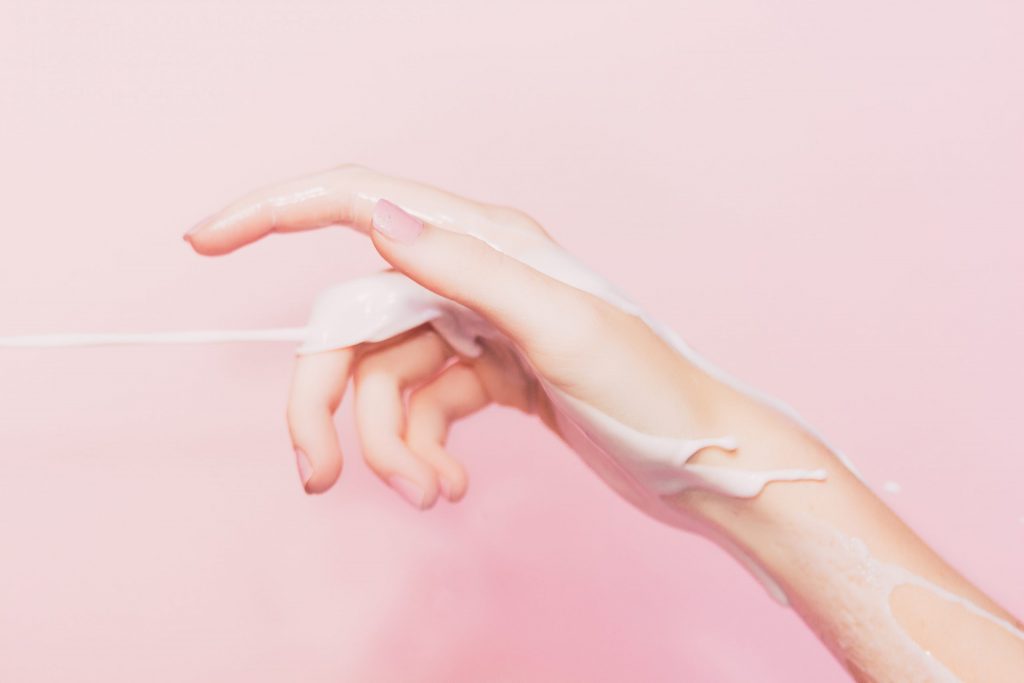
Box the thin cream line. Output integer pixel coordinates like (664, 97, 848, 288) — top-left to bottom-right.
(0, 327, 310, 348)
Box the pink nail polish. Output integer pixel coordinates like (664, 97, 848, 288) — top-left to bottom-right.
(387, 474, 427, 509)
(295, 447, 313, 488)
(371, 199, 423, 243)
(438, 477, 453, 501)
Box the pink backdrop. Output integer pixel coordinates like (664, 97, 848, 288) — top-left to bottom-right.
(1, 2, 1021, 680)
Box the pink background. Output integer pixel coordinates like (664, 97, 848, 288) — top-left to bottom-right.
(1, 1, 1021, 680)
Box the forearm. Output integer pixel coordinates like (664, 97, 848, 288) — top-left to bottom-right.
(675, 386, 1024, 682)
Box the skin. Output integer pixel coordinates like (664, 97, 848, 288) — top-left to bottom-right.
(185, 165, 1024, 681)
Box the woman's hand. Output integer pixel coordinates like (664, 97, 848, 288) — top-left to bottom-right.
(185, 165, 1024, 680)
(185, 165, 720, 509)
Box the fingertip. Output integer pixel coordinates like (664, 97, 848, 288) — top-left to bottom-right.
(438, 471, 469, 503)
(295, 446, 314, 487)
(408, 438, 469, 503)
(370, 441, 441, 510)
(181, 230, 199, 251)
(184, 212, 215, 238)
(181, 231, 210, 254)
(289, 425, 344, 495)
(386, 471, 439, 510)
(361, 435, 441, 509)
(182, 228, 237, 256)
(299, 445, 344, 495)
(183, 215, 216, 251)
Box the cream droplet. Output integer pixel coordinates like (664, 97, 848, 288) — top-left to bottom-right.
(883, 480, 902, 494)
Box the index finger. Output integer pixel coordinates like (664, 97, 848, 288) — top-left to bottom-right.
(183, 165, 514, 256)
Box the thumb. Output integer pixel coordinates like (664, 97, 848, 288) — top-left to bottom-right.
(368, 199, 590, 351)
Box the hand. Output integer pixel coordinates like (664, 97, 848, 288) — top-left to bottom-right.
(185, 165, 720, 510)
(186, 166, 1024, 681)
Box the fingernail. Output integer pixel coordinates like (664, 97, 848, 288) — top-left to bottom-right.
(371, 199, 423, 243)
(438, 477, 453, 501)
(387, 474, 427, 509)
(183, 215, 215, 240)
(295, 447, 313, 489)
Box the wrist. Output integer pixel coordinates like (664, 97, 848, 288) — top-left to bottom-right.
(670, 389, 859, 567)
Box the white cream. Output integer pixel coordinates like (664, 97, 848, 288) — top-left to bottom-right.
(0, 249, 824, 606)
(882, 480, 902, 494)
(0, 328, 309, 348)
(0, 255, 826, 505)
(300, 252, 829, 507)
(784, 520, 1023, 682)
(3, 242, 1020, 681)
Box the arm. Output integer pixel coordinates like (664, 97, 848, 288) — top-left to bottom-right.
(676, 380, 1024, 682)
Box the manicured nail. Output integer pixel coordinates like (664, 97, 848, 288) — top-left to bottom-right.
(294, 447, 313, 488)
(387, 474, 427, 509)
(438, 477, 453, 501)
(371, 199, 423, 243)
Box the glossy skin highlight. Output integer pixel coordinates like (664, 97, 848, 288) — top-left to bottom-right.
(185, 165, 1024, 681)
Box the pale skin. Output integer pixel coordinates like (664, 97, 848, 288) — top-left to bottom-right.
(185, 165, 1024, 681)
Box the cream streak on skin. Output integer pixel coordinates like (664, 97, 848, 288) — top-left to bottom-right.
(2, 201, 1021, 681)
